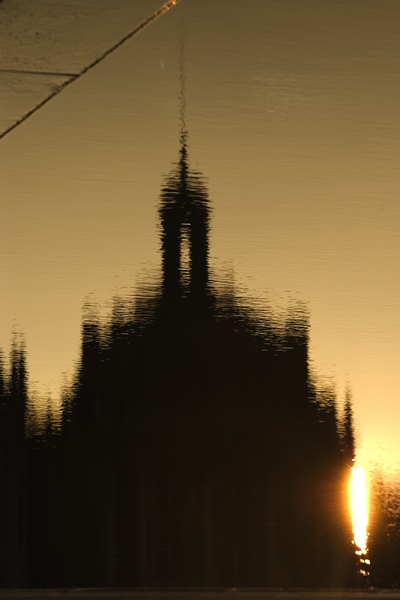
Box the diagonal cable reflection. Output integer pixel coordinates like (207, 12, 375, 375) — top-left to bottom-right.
(0, 0, 182, 139)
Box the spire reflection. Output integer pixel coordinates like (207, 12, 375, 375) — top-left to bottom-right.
(0, 32, 366, 589)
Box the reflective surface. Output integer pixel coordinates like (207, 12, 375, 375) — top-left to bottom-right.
(1, 0, 400, 588)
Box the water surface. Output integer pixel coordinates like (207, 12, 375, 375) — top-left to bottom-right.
(1, 0, 400, 588)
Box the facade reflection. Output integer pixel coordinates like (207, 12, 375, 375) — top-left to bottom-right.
(0, 124, 360, 588)
(0, 68, 399, 589)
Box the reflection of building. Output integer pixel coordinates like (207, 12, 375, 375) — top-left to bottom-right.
(0, 73, 357, 589)
(160, 130, 211, 307)
(54, 125, 356, 588)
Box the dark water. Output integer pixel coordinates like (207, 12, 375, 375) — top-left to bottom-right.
(3, 593, 400, 600)
(3, 592, 400, 600)
(1, 0, 400, 591)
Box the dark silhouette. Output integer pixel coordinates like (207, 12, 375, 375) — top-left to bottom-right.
(1, 40, 387, 588)
(0, 332, 28, 586)
(368, 473, 400, 587)
(13, 112, 357, 587)
(342, 387, 356, 466)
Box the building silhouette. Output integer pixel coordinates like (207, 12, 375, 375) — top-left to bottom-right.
(160, 129, 211, 309)
(41, 112, 357, 587)
(0, 53, 361, 588)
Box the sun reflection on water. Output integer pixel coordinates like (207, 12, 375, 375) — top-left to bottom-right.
(350, 466, 370, 577)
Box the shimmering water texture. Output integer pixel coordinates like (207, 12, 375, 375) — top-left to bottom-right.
(0, 45, 391, 581)
(350, 468, 369, 556)
(0, 112, 358, 587)
(2, 0, 400, 591)
(349, 467, 371, 582)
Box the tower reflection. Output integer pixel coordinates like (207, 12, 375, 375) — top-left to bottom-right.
(0, 53, 362, 589)
(159, 129, 211, 310)
(44, 114, 359, 587)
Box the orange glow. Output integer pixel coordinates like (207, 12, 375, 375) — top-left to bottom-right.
(349, 466, 369, 555)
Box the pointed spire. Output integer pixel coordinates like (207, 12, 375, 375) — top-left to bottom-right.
(159, 24, 211, 309)
(342, 386, 356, 465)
(9, 329, 28, 402)
(179, 20, 188, 154)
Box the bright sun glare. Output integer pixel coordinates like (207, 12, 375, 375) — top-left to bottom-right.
(350, 466, 369, 555)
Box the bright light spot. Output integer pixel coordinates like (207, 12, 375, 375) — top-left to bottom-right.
(349, 466, 369, 555)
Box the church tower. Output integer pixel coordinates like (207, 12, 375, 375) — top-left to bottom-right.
(159, 36, 211, 309)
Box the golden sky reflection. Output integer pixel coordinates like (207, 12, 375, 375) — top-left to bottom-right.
(1, 0, 400, 475)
